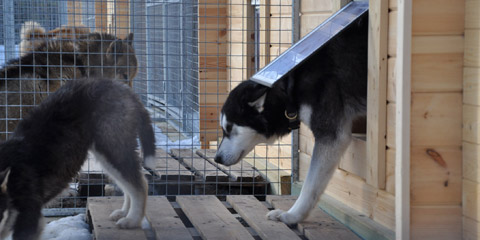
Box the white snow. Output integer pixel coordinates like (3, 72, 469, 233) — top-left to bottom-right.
(152, 124, 201, 151)
(5, 214, 91, 240)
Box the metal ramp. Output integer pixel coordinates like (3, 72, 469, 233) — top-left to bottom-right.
(251, 1, 369, 87)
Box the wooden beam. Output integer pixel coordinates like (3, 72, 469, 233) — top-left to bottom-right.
(366, 0, 388, 189)
(395, 0, 412, 239)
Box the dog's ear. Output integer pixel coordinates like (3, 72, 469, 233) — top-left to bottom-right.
(247, 85, 268, 113)
(125, 33, 134, 46)
(0, 168, 10, 194)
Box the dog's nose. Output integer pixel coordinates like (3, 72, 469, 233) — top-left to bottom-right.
(214, 155, 222, 164)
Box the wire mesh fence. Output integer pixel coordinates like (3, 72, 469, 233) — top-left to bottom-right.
(0, 0, 296, 215)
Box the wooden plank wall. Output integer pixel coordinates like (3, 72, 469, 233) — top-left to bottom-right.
(199, 0, 228, 147)
(463, 0, 480, 239)
(406, 0, 464, 239)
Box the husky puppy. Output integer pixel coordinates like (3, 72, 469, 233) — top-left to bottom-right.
(0, 78, 155, 240)
(0, 32, 137, 140)
(215, 14, 368, 224)
(19, 21, 91, 57)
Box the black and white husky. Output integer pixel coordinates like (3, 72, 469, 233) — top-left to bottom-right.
(215, 15, 368, 224)
(0, 78, 155, 239)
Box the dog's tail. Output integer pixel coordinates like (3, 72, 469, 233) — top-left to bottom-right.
(138, 108, 156, 170)
(20, 21, 46, 41)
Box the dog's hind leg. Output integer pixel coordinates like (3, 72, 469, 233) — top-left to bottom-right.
(267, 126, 351, 225)
(92, 150, 147, 229)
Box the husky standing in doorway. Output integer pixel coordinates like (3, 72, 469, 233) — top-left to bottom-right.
(0, 78, 155, 240)
(214, 14, 368, 224)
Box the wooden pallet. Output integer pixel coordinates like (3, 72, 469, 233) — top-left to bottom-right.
(87, 195, 360, 240)
(78, 149, 268, 198)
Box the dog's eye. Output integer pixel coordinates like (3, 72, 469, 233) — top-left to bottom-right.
(226, 124, 232, 133)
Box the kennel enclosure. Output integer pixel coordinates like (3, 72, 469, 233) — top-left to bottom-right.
(0, 0, 475, 239)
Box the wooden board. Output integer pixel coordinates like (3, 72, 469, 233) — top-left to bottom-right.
(87, 197, 146, 240)
(149, 149, 193, 180)
(410, 205, 462, 240)
(463, 179, 480, 221)
(463, 142, 480, 183)
(170, 149, 229, 182)
(465, 29, 480, 67)
(339, 136, 367, 180)
(410, 146, 462, 205)
(176, 195, 254, 240)
(412, 0, 465, 36)
(466, 0, 480, 29)
(411, 93, 462, 146)
(464, 216, 480, 240)
(366, 0, 388, 189)
(266, 195, 361, 240)
(226, 195, 301, 240)
(146, 197, 192, 240)
(88, 195, 361, 240)
(196, 149, 263, 183)
(464, 104, 480, 144)
(411, 53, 463, 93)
(464, 67, 480, 106)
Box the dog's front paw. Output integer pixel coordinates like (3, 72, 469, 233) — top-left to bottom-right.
(266, 209, 300, 225)
(116, 217, 141, 229)
(109, 209, 127, 221)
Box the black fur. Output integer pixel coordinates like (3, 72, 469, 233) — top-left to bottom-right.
(222, 13, 368, 141)
(0, 78, 154, 239)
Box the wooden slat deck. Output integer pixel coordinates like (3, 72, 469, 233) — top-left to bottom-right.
(88, 195, 359, 240)
(195, 149, 263, 183)
(77, 149, 267, 198)
(267, 196, 361, 240)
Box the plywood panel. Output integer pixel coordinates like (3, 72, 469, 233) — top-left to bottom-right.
(412, 0, 465, 36)
(465, 30, 480, 67)
(411, 93, 462, 146)
(410, 206, 462, 240)
(466, 0, 480, 29)
(464, 67, 480, 106)
(412, 53, 463, 93)
(410, 146, 462, 205)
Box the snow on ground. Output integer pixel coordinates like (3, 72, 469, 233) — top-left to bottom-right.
(153, 124, 201, 151)
(5, 214, 91, 240)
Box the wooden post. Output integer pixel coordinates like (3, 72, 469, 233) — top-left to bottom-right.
(366, 0, 388, 189)
(95, 0, 108, 32)
(395, 0, 411, 239)
(67, 1, 83, 26)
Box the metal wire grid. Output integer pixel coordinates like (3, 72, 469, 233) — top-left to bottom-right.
(0, 0, 297, 214)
